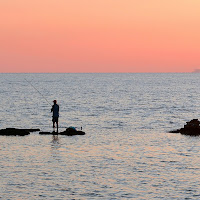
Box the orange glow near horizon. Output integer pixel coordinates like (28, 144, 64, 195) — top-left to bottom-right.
(1, 0, 200, 73)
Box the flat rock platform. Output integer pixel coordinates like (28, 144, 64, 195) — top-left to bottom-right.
(39, 127, 85, 136)
(0, 127, 85, 136)
(0, 128, 40, 136)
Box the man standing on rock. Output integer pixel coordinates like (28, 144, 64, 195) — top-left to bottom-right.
(51, 100, 59, 132)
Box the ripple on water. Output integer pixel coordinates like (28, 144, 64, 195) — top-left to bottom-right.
(1, 73, 200, 199)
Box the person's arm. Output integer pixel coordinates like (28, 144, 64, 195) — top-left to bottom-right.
(51, 105, 54, 112)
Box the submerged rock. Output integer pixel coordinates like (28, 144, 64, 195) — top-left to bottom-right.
(39, 127, 85, 136)
(170, 119, 200, 136)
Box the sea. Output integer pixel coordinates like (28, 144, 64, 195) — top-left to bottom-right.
(0, 73, 199, 200)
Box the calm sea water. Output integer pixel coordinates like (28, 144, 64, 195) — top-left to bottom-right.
(0, 73, 200, 199)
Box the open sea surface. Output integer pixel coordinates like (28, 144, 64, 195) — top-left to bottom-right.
(0, 73, 200, 199)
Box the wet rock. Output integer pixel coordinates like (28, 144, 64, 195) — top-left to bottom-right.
(39, 131, 58, 135)
(20, 128, 40, 132)
(39, 127, 85, 136)
(170, 119, 200, 136)
(0, 128, 30, 136)
(60, 127, 85, 136)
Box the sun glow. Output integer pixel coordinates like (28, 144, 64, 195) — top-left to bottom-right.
(1, 0, 200, 73)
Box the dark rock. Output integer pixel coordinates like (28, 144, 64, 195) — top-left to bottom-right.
(39, 127, 85, 136)
(20, 128, 40, 132)
(60, 127, 85, 136)
(170, 119, 200, 136)
(39, 131, 58, 135)
(0, 128, 30, 136)
(179, 127, 200, 136)
(169, 129, 181, 133)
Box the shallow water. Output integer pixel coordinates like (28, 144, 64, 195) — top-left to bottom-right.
(0, 73, 200, 199)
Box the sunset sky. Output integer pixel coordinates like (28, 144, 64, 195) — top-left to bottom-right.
(1, 0, 200, 73)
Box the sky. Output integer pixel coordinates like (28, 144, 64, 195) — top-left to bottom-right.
(0, 0, 200, 73)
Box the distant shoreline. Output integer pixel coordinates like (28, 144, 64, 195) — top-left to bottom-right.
(193, 69, 200, 73)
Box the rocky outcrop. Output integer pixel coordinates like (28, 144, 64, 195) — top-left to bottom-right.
(170, 119, 200, 136)
(0, 128, 40, 136)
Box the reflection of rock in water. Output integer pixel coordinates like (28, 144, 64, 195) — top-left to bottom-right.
(170, 119, 200, 136)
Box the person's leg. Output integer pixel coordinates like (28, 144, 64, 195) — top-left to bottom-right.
(52, 117, 55, 128)
(56, 121, 58, 132)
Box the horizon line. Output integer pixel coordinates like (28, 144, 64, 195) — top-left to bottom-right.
(0, 72, 197, 74)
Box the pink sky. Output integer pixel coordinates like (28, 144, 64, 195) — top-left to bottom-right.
(1, 0, 200, 73)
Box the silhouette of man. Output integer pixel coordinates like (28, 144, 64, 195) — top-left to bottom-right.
(51, 100, 59, 132)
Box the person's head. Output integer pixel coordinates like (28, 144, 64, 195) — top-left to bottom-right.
(53, 100, 57, 104)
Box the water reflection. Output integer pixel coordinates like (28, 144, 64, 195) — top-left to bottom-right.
(51, 135, 60, 150)
(52, 135, 59, 143)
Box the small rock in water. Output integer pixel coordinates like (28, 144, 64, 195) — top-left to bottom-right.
(60, 127, 85, 136)
(0, 128, 30, 136)
(170, 119, 200, 136)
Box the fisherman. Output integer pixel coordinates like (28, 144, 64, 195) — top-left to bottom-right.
(51, 100, 59, 132)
